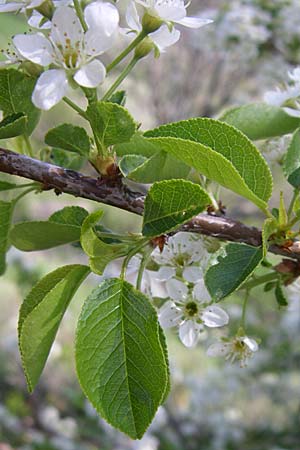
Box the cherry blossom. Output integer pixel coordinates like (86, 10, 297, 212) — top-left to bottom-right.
(207, 334, 259, 367)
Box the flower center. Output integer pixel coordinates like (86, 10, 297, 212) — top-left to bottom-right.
(174, 253, 189, 267)
(56, 37, 80, 69)
(184, 301, 198, 318)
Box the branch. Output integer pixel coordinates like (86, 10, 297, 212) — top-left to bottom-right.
(0, 148, 299, 261)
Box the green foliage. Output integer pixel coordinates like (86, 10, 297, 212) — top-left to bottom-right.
(0, 113, 27, 139)
(86, 101, 136, 148)
(75, 278, 169, 439)
(0, 200, 14, 275)
(220, 103, 300, 140)
(275, 280, 288, 308)
(81, 210, 130, 274)
(45, 124, 91, 156)
(50, 148, 85, 170)
(262, 218, 277, 256)
(0, 180, 19, 191)
(0, 69, 40, 135)
(49, 206, 89, 226)
(116, 133, 160, 157)
(143, 180, 211, 237)
(145, 118, 272, 209)
(19, 264, 90, 392)
(283, 128, 300, 187)
(108, 90, 126, 106)
(205, 243, 263, 300)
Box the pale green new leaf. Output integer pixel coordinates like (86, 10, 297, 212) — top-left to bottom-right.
(81, 210, 129, 274)
(143, 179, 211, 237)
(220, 103, 300, 140)
(262, 218, 277, 257)
(205, 243, 263, 300)
(283, 128, 300, 187)
(19, 265, 90, 392)
(45, 124, 91, 156)
(0, 200, 14, 275)
(0, 180, 19, 191)
(0, 112, 27, 139)
(145, 118, 272, 206)
(75, 278, 169, 439)
(49, 206, 89, 226)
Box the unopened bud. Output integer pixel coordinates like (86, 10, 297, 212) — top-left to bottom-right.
(142, 12, 163, 34)
(95, 156, 116, 176)
(134, 37, 154, 60)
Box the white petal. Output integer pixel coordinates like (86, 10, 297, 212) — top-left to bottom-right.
(179, 320, 202, 347)
(155, 2, 186, 21)
(151, 26, 180, 52)
(155, 266, 176, 281)
(183, 266, 202, 283)
(202, 305, 229, 328)
(207, 342, 231, 357)
(51, 6, 83, 47)
(74, 59, 106, 87)
(175, 17, 213, 29)
(159, 301, 182, 329)
(29, 0, 45, 7)
(85, 28, 117, 55)
(126, 1, 141, 31)
(13, 33, 53, 66)
(32, 69, 68, 110)
(283, 107, 300, 118)
(84, 1, 119, 36)
(166, 278, 188, 301)
(242, 336, 258, 352)
(193, 279, 211, 304)
(28, 11, 51, 29)
(0, 2, 22, 12)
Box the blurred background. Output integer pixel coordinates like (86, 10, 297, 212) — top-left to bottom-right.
(1, 1, 300, 449)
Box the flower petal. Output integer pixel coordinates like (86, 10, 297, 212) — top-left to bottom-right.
(51, 6, 83, 47)
(85, 28, 117, 55)
(155, 1, 186, 21)
(183, 266, 202, 283)
(207, 342, 231, 357)
(126, 1, 141, 31)
(242, 336, 258, 352)
(179, 320, 202, 347)
(84, 1, 119, 36)
(32, 69, 68, 110)
(166, 278, 188, 301)
(0, 2, 23, 12)
(13, 33, 53, 66)
(159, 300, 182, 329)
(193, 279, 211, 304)
(74, 59, 106, 87)
(175, 17, 213, 29)
(155, 266, 176, 281)
(151, 25, 180, 52)
(202, 305, 229, 328)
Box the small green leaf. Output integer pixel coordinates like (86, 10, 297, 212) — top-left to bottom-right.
(220, 103, 300, 140)
(0, 200, 14, 275)
(49, 206, 89, 227)
(144, 118, 272, 208)
(143, 179, 211, 237)
(0, 69, 40, 134)
(275, 281, 288, 308)
(205, 243, 263, 300)
(116, 133, 160, 157)
(19, 264, 90, 392)
(279, 192, 288, 228)
(75, 278, 169, 439)
(108, 90, 126, 106)
(0, 112, 27, 139)
(262, 218, 277, 257)
(119, 152, 190, 182)
(50, 148, 85, 170)
(45, 124, 91, 156)
(86, 101, 136, 147)
(0, 180, 19, 191)
(81, 210, 129, 274)
(283, 128, 300, 187)
(10, 221, 81, 251)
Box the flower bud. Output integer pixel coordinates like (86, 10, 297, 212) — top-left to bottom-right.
(142, 12, 163, 34)
(134, 37, 155, 60)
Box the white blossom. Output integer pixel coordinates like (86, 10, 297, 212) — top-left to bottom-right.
(159, 278, 229, 348)
(264, 68, 300, 118)
(12, 3, 119, 110)
(207, 334, 259, 367)
(0, 0, 44, 13)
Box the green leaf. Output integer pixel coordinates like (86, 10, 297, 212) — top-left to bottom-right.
(220, 103, 300, 140)
(143, 137, 271, 210)
(81, 210, 129, 274)
(0, 112, 27, 139)
(116, 133, 160, 157)
(0, 69, 40, 135)
(50, 148, 85, 170)
(145, 118, 272, 208)
(75, 278, 169, 439)
(19, 264, 90, 392)
(119, 152, 190, 182)
(0, 200, 14, 275)
(86, 101, 136, 147)
(283, 128, 300, 187)
(275, 280, 288, 308)
(143, 180, 211, 237)
(262, 218, 277, 257)
(205, 243, 263, 300)
(108, 90, 126, 106)
(0, 180, 19, 191)
(49, 206, 89, 227)
(10, 221, 81, 251)
(45, 124, 91, 156)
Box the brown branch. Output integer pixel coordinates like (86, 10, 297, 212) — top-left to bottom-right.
(0, 147, 299, 261)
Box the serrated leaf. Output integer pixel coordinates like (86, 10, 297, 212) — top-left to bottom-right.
(75, 278, 169, 439)
(45, 124, 91, 156)
(10, 221, 81, 251)
(119, 152, 190, 182)
(49, 206, 89, 227)
(0, 112, 27, 139)
(0, 69, 40, 135)
(275, 281, 288, 308)
(283, 128, 300, 187)
(0, 200, 14, 275)
(50, 148, 85, 170)
(220, 103, 300, 140)
(143, 180, 211, 237)
(145, 118, 272, 207)
(205, 243, 263, 300)
(86, 101, 136, 147)
(0, 180, 19, 191)
(108, 90, 126, 106)
(143, 137, 270, 210)
(116, 133, 160, 157)
(81, 210, 129, 274)
(19, 264, 90, 392)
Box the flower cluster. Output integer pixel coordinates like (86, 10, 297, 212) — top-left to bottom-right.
(264, 67, 300, 117)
